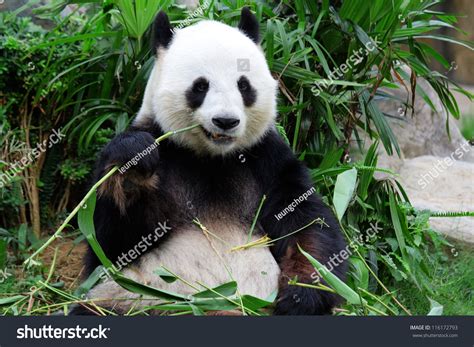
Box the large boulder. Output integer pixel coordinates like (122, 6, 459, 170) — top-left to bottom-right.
(398, 156, 474, 244)
(376, 78, 474, 162)
(353, 77, 474, 244)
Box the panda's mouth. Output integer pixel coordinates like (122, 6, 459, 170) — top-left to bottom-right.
(200, 126, 235, 144)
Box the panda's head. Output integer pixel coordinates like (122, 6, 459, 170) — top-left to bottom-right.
(135, 7, 278, 156)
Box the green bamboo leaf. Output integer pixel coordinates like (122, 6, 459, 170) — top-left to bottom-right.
(306, 37, 331, 76)
(81, 113, 115, 150)
(265, 20, 275, 69)
(154, 268, 178, 284)
(114, 274, 188, 301)
(190, 298, 237, 311)
(275, 20, 290, 61)
(0, 295, 25, 305)
(18, 224, 27, 252)
(298, 246, 366, 305)
(351, 258, 369, 290)
(145, 303, 193, 312)
(275, 123, 290, 145)
(193, 281, 238, 298)
(360, 90, 400, 156)
(322, 0, 329, 13)
(73, 266, 104, 297)
(159, 298, 235, 311)
(240, 294, 274, 311)
(312, 166, 353, 182)
(294, 0, 306, 32)
(317, 147, 343, 171)
(321, 98, 343, 140)
(78, 192, 113, 269)
(333, 167, 358, 221)
(189, 303, 205, 316)
(388, 189, 408, 258)
(358, 142, 378, 201)
(427, 298, 443, 316)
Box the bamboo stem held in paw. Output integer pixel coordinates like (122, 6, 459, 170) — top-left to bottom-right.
(24, 124, 200, 267)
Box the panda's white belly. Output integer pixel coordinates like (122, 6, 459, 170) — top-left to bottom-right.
(88, 221, 280, 312)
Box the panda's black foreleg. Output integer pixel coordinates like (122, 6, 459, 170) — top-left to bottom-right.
(260, 161, 347, 315)
(67, 304, 101, 316)
(271, 224, 347, 315)
(84, 130, 162, 276)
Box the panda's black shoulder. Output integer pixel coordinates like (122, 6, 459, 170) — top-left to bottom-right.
(247, 127, 312, 189)
(249, 127, 297, 168)
(129, 119, 164, 138)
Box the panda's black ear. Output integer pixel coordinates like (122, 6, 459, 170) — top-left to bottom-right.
(152, 11, 174, 53)
(238, 7, 259, 44)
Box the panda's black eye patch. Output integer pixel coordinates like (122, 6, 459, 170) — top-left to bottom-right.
(237, 75, 256, 107)
(237, 77, 250, 91)
(192, 78, 209, 93)
(186, 77, 209, 109)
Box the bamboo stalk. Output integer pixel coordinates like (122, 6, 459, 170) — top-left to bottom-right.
(24, 124, 199, 267)
(232, 218, 327, 252)
(247, 194, 266, 242)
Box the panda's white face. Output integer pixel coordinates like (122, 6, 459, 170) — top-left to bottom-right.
(136, 20, 278, 156)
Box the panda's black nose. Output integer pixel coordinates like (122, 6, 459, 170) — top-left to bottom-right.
(212, 117, 240, 130)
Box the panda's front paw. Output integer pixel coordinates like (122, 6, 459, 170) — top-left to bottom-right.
(96, 131, 160, 212)
(273, 285, 337, 315)
(100, 131, 160, 176)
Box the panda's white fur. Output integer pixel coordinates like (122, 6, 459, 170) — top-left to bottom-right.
(86, 19, 281, 312)
(135, 20, 278, 156)
(88, 221, 280, 312)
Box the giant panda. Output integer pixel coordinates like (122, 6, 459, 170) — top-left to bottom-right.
(78, 7, 347, 315)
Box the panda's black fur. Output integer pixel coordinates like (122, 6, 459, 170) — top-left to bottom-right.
(80, 8, 347, 315)
(83, 122, 347, 315)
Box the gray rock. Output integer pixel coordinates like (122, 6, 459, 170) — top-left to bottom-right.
(176, 0, 200, 9)
(398, 156, 474, 244)
(376, 78, 474, 162)
(352, 76, 474, 244)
